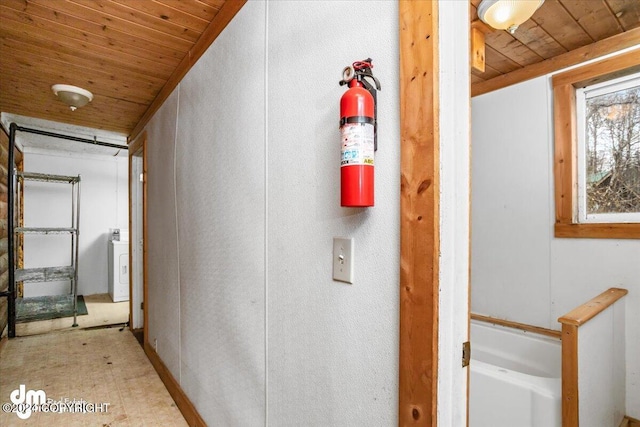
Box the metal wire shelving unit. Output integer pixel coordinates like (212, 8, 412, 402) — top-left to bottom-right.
(14, 171, 81, 327)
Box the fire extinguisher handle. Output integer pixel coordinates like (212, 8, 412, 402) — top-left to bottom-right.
(360, 74, 381, 92)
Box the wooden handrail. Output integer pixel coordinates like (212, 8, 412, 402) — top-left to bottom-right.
(558, 288, 628, 327)
(471, 313, 561, 339)
(558, 287, 628, 427)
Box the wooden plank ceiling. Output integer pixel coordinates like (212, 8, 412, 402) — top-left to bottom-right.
(470, 0, 640, 85)
(0, 0, 639, 137)
(0, 0, 228, 135)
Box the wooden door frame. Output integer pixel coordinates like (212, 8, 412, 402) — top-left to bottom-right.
(398, 2, 440, 425)
(128, 132, 148, 343)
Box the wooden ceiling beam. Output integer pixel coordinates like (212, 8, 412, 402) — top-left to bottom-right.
(471, 27, 640, 97)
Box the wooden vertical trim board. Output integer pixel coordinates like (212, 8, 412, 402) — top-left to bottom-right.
(399, 1, 439, 425)
(553, 82, 576, 225)
(561, 323, 579, 427)
(128, 131, 145, 155)
(142, 135, 148, 347)
(470, 26, 485, 72)
(127, 132, 148, 348)
(128, 140, 135, 330)
(144, 341, 206, 426)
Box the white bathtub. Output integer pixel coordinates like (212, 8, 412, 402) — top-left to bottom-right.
(469, 319, 562, 427)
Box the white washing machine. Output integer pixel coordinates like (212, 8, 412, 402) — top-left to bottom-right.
(108, 231, 129, 303)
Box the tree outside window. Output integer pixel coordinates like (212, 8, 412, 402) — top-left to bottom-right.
(552, 50, 640, 239)
(579, 75, 640, 221)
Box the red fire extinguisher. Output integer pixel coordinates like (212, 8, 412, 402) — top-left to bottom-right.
(339, 58, 381, 207)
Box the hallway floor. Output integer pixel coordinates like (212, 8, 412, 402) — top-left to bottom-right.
(0, 328, 187, 426)
(15, 293, 129, 337)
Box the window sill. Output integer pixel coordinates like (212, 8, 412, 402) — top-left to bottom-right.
(555, 223, 640, 239)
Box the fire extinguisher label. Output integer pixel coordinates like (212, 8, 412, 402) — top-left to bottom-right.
(340, 122, 374, 167)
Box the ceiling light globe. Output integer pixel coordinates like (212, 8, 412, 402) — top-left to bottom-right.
(478, 0, 545, 33)
(51, 84, 94, 111)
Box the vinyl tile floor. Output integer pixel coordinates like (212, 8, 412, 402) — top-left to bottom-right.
(0, 327, 187, 426)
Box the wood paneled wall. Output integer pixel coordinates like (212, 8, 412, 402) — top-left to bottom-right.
(0, 129, 9, 335)
(0, 127, 22, 337)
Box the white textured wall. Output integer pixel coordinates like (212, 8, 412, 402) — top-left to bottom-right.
(176, 2, 266, 423)
(577, 301, 625, 427)
(23, 150, 128, 297)
(145, 1, 401, 425)
(146, 89, 181, 380)
(471, 77, 552, 327)
(472, 72, 640, 417)
(266, 1, 399, 425)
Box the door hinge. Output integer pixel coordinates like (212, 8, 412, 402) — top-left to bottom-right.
(141, 302, 144, 310)
(462, 341, 471, 367)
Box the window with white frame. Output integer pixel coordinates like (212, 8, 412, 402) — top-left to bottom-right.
(575, 72, 640, 223)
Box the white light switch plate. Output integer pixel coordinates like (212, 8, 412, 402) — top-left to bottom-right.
(333, 237, 354, 284)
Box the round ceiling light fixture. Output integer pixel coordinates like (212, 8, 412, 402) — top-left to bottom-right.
(478, 0, 545, 34)
(51, 84, 94, 111)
